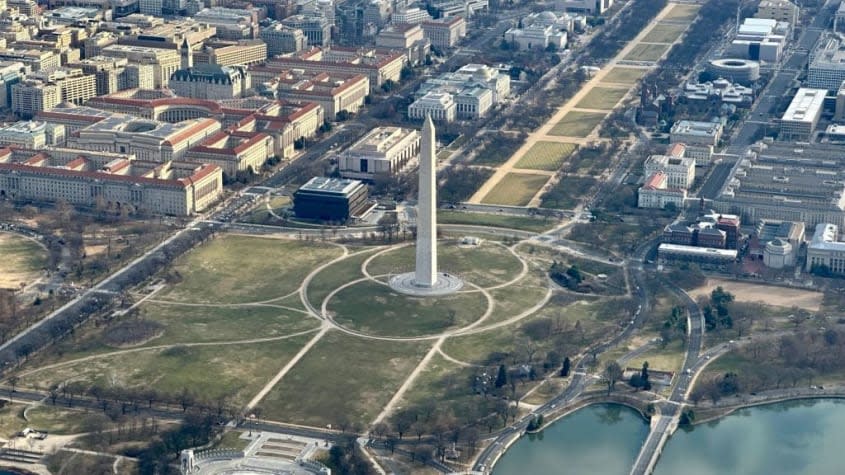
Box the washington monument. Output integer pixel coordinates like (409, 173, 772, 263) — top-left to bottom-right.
(389, 114, 462, 296)
(415, 114, 437, 287)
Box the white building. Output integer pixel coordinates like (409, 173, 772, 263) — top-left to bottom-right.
(755, 0, 799, 26)
(727, 18, 788, 63)
(554, 0, 612, 15)
(683, 78, 753, 106)
(643, 144, 696, 189)
(763, 238, 794, 269)
(260, 24, 307, 56)
(338, 126, 421, 180)
(0, 121, 64, 148)
(505, 24, 566, 51)
(638, 171, 687, 209)
(809, 34, 845, 92)
(669, 120, 723, 165)
(454, 87, 493, 119)
(806, 223, 845, 274)
(779, 88, 826, 142)
(408, 91, 456, 122)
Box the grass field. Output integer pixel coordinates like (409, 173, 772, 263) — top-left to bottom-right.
(548, 111, 606, 137)
(160, 235, 341, 304)
(481, 173, 549, 206)
(483, 268, 550, 325)
(664, 3, 699, 21)
(393, 353, 477, 412)
(137, 303, 318, 345)
(641, 23, 686, 43)
(306, 249, 380, 308)
(575, 87, 630, 110)
(0, 232, 47, 289)
(623, 43, 669, 62)
(601, 68, 647, 85)
(515, 142, 578, 171)
(540, 176, 598, 209)
(366, 242, 523, 288)
(19, 336, 313, 405)
(259, 330, 429, 426)
(329, 281, 488, 337)
(437, 210, 555, 233)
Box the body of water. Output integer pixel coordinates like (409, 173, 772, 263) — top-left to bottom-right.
(654, 399, 845, 475)
(493, 404, 649, 475)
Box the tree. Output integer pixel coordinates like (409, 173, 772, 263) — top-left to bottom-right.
(495, 364, 508, 388)
(560, 356, 571, 377)
(640, 361, 651, 391)
(604, 361, 623, 394)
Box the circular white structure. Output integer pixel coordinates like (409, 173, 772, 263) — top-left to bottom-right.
(763, 238, 794, 269)
(388, 272, 464, 296)
(707, 58, 761, 84)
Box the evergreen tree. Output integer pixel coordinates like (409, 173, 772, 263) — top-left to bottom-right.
(561, 357, 571, 377)
(495, 364, 508, 388)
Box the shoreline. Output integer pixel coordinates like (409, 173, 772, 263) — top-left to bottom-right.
(484, 393, 845, 473)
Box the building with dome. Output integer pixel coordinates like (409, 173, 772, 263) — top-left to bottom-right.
(763, 238, 794, 268)
(408, 63, 509, 122)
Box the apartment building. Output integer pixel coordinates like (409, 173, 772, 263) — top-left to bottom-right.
(0, 147, 222, 216)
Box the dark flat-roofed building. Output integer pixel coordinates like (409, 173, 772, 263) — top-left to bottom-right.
(293, 176, 369, 221)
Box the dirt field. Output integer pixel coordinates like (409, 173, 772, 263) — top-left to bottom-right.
(0, 232, 47, 288)
(689, 278, 824, 312)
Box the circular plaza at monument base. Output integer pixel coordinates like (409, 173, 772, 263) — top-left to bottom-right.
(388, 271, 464, 296)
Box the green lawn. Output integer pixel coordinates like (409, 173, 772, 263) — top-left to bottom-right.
(641, 23, 686, 43)
(575, 87, 630, 110)
(259, 330, 430, 426)
(393, 353, 477, 413)
(136, 303, 319, 345)
(664, 3, 699, 21)
(329, 280, 488, 337)
(437, 210, 556, 233)
(0, 232, 47, 288)
(481, 173, 549, 206)
(515, 142, 578, 171)
(305, 249, 380, 309)
(483, 268, 550, 325)
(623, 43, 669, 62)
(548, 111, 607, 137)
(602, 68, 646, 85)
(19, 336, 313, 405)
(540, 176, 598, 209)
(160, 235, 342, 304)
(25, 406, 114, 435)
(366, 241, 524, 288)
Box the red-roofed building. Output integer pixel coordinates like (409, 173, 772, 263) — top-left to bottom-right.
(185, 130, 274, 176)
(0, 147, 222, 215)
(638, 171, 687, 209)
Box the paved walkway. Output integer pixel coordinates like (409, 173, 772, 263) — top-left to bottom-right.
(469, 2, 682, 207)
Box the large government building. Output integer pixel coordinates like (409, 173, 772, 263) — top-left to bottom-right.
(0, 147, 222, 215)
(293, 176, 369, 221)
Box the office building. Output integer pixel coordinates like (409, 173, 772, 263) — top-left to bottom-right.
(0, 147, 222, 216)
(808, 34, 845, 92)
(262, 47, 405, 91)
(643, 144, 696, 189)
(0, 121, 64, 148)
(0, 48, 61, 72)
(713, 141, 845, 227)
(101, 44, 181, 88)
(554, 0, 612, 14)
(293, 176, 369, 221)
(755, 0, 799, 25)
(806, 223, 845, 274)
(669, 120, 723, 165)
(779, 88, 826, 142)
(193, 7, 258, 40)
(67, 116, 221, 162)
(11, 79, 62, 119)
(281, 14, 332, 47)
(338, 126, 421, 179)
(727, 18, 788, 62)
(421, 16, 467, 49)
(376, 24, 431, 65)
(658, 243, 737, 267)
(256, 70, 368, 120)
(260, 24, 307, 56)
(185, 130, 274, 176)
(638, 171, 687, 209)
(190, 40, 267, 68)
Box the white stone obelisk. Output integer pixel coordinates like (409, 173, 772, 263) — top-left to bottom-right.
(415, 114, 437, 287)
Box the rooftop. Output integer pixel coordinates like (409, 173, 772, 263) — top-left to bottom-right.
(781, 88, 826, 123)
(298, 176, 363, 195)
